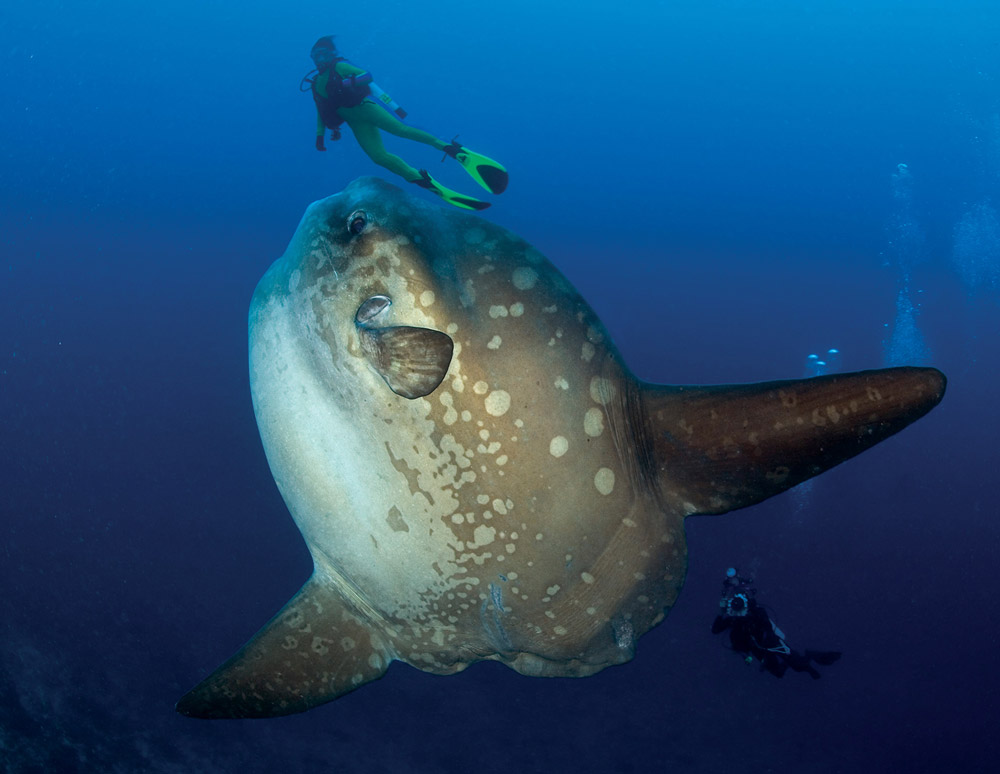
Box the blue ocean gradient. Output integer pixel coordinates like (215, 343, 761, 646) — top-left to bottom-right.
(2, 1, 998, 771)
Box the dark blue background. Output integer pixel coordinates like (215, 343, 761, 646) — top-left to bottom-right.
(2, 1, 998, 771)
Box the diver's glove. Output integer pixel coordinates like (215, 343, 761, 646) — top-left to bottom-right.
(315, 135, 326, 152)
(330, 127, 341, 141)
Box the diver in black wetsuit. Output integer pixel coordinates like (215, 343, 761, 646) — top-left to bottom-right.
(711, 568, 841, 679)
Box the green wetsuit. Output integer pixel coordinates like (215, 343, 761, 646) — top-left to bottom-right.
(314, 61, 447, 183)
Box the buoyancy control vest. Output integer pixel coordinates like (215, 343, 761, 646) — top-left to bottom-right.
(311, 58, 371, 128)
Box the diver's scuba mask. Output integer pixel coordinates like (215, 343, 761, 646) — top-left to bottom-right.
(310, 35, 337, 70)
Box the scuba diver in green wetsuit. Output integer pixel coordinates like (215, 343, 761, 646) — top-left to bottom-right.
(304, 36, 508, 211)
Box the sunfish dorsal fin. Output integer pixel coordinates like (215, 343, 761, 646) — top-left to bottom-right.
(176, 572, 393, 718)
(640, 366, 946, 516)
(359, 325, 454, 399)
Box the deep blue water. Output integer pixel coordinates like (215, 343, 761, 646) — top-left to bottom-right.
(2, 1, 998, 771)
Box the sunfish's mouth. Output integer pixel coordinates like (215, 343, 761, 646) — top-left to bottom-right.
(351, 292, 454, 400)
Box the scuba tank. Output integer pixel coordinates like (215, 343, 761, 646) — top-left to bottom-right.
(369, 82, 407, 120)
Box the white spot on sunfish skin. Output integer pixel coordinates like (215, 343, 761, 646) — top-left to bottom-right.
(510, 303, 524, 317)
(590, 376, 616, 405)
(440, 392, 458, 425)
(289, 269, 301, 292)
(512, 267, 538, 290)
(554, 377, 569, 390)
(489, 305, 509, 318)
(581, 342, 595, 362)
(485, 390, 511, 416)
(472, 525, 497, 547)
(584, 407, 605, 437)
(420, 290, 436, 307)
(473, 381, 489, 395)
(595, 467, 616, 495)
(549, 436, 568, 457)
(488, 335, 502, 349)
(460, 279, 476, 306)
(525, 247, 544, 264)
(581, 572, 595, 584)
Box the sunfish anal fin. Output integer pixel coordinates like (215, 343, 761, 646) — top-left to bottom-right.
(176, 573, 393, 718)
(359, 325, 454, 399)
(640, 366, 947, 516)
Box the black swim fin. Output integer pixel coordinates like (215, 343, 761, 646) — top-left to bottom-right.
(411, 169, 490, 211)
(806, 650, 842, 666)
(442, 140, 508, 195)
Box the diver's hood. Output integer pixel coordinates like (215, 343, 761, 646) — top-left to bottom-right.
(311, 35, 337, 65)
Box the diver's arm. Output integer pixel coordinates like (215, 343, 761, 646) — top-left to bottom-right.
(315, 110, 326, 151)
(711, 615, 730, 634)
(334, 60, 374, 93)
(335, 60, 369, 78)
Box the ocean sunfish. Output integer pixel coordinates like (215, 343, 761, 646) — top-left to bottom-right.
(177, 177, 945, 718)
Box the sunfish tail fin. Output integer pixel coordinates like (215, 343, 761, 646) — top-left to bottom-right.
(640, 366, 946, 516)
(176, 573, 393, 719)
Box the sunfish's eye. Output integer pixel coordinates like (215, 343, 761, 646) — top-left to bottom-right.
(348, 211, 368, 235)
(355, 294, 391, 325)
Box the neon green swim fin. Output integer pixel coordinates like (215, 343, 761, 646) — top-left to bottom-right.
(411, 170, 490, 211)
(442, 141, 508, 195)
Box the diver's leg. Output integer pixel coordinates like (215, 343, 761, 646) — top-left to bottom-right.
(805, 650, 842, 666)
(345, 102, 508, 195)
(349, 101, 448, 150)
(762, 653, 787, 678)
(785, 650, 821, 679)
(339, 104, 490, 211)
(341, 113, 423, 182)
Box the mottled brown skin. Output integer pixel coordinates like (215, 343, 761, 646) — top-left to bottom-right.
(177, 178, 946, 719)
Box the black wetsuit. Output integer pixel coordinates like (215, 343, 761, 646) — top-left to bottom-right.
(712, 600, 840, 679)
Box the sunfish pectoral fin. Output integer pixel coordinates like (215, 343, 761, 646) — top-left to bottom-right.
(640, 366, 946, 516)
(360, 325, 454, 399)
(176, 573, 393, 719)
